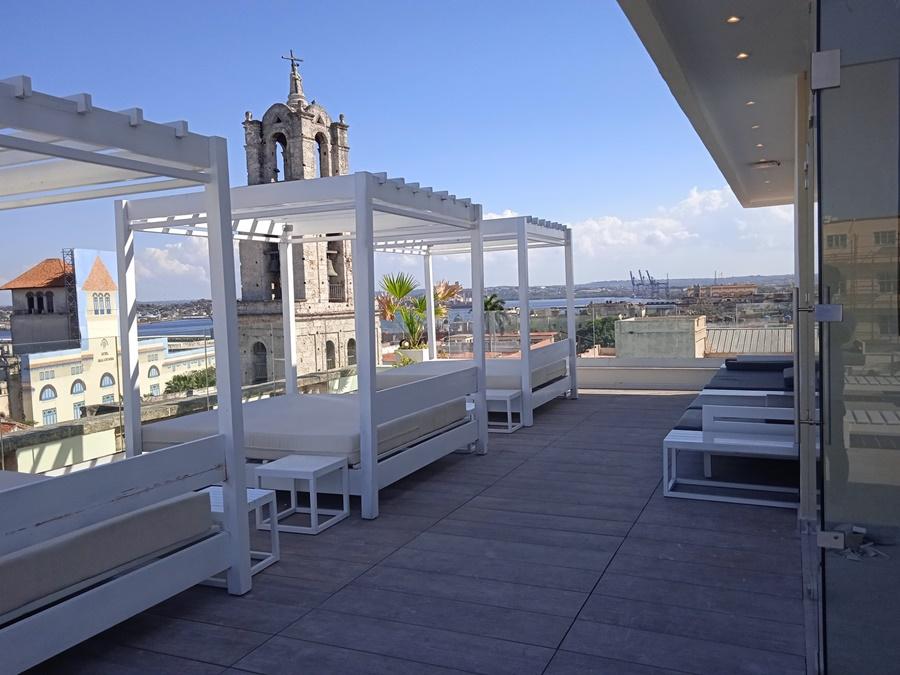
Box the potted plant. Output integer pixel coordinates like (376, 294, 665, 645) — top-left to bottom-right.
(377, 273, 463, 364)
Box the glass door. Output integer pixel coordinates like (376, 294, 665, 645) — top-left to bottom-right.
(818, 2, 900, 672)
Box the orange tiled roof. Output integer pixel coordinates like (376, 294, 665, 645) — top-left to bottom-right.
(0, 258, 71, 290)
(81, 256, 117, 292)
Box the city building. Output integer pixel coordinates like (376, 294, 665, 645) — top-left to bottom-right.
(2, 251, 214, 427)
(237, 56, 358, 385)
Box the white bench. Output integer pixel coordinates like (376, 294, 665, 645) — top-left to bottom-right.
(201, 486, 279, 585)
(486, 388, 523, 433)
(256, 455, 350, 534)
(663, 405, 799, 508)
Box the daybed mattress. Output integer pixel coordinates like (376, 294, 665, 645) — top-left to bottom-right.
(485, 359, 567, 391)
(0, 491, 213, 621)
(706, 369, 787, 391)
(142, 393, 468, 465)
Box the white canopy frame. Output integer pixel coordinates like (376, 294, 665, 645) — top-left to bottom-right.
(0, 76, 250, 595)
(121, 171, 489, 519)
(427, 216, 578, 427)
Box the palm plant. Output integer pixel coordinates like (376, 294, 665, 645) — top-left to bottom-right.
(379, 273, 463, 350)
(483, 293, 505, 311)
(395, 306, 425, 348)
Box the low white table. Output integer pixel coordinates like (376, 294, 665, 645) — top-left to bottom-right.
(486, 388, 523, 433)
(256, 455, 350, 535)
(201, 486, 280, 586)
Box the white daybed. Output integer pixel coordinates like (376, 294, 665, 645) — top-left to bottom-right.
(121, 172, 489, 519)
(0, 75, 251, 670)
(413, 215, 578, 429)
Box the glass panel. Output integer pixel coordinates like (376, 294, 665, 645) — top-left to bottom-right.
(818, 1, 900, 671)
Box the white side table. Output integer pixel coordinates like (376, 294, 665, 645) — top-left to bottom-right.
(486, 388, 523, 433)
(201, 486, 280, 586)
(256, 455, 350, 535)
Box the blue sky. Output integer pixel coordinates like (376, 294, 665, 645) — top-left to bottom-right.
(0, 0, 792, 300)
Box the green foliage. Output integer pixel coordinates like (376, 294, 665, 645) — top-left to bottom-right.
(483, 293, 505, 312)
(576, 317, 617, 351)
(396, 306, 425, 348)
(392, 353, 416, 368)
(379, 272, 418, 302)
(164, 366, 217, 394)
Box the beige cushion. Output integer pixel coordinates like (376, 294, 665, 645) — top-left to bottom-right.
(142, 393, 467, 465)
(0, 491, 213, 620)
(485, 359, 567, 390)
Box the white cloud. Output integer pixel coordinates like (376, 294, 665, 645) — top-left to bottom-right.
(484, 209, 520, 220)
(136, 238, 211, 297)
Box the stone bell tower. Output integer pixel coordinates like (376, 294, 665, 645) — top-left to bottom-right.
(237, 53, 358, 386)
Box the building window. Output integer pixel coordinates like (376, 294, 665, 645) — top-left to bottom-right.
(101, 394, 115, 404)
(874, 230, 896, 246)
(92, 293, 100, 315)
(148, 365, 160, 379)
(73, 401, 85, 419)
(104, 293, 111, 314)
(39, 385, 57, 401)
(26, 292, 35, 314)
(347, 338, 357, 366)
(325, 340, 336, 370)
(877, 271, 897, 293)
(71, 379, 86, 395)
(39, 369, 56, 381)
(70, 363, 83, 375)
(147, 352, 160, 362)
(36, 292, 45, 314)
(879, 315, 899, 336)
(252, 341, 268, 384)
(45, 292, 54, 314)
(100, 372, 115, 388)
(42, 408, 57, 425)
(826, 234, 848, 249)
(149, 383, 160, 396)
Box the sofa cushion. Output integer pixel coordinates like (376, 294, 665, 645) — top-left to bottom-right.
(0, 491, 214, 621)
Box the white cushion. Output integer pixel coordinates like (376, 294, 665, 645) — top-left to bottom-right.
(0, 491, 213, 621)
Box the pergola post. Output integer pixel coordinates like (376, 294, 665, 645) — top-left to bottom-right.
(517, 218, 534, 426)
(204, 137, 251, 594)
(354, 172, 379, 518)
(424, 249, 437, 360)
(471, 206, 489, 453)
(279, 226, 298, 395)
(564, 228, 579, 399)
(114, 199, 142, 456)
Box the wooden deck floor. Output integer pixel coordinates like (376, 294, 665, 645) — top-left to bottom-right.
(37, 391, 807, 674)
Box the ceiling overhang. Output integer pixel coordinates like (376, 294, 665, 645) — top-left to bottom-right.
(618, 1, 810, 207)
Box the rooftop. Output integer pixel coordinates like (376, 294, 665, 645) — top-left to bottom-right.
(0, 257, 70, 290)
(39, 391, 807, 674)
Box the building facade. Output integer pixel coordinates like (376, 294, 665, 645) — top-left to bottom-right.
(237, 57, 358, 385)
(4, 251, 215, 427)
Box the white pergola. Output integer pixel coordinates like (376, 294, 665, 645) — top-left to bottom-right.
(426, 216, 578, 426)
(120, 172, 488, 518)
(0, 76, 250, 592)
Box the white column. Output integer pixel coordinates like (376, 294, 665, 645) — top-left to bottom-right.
(794, 73, 816, 523)
(205, 136, 251, 594)
(114, 200, 142, 456)
(470, 206, 489, 453)
(564, 228, 579, 399)
(279, 226, 298, 395)
(517, 219, 534, 426)
(354, 172, 379, 518)
(424, 249, 437, 360)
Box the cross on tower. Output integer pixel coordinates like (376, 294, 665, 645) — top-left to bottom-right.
(282, 49, 303, 71)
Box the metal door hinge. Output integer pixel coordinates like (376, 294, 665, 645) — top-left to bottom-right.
(814, 304, 843, 322)
(812, 50, 841, 90)
(817, 531, 845, 549)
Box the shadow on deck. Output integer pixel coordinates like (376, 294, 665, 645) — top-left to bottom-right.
(36, 390, 806, 675)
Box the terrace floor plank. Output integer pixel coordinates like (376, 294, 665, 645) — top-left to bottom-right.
(44, 390, 807, 674)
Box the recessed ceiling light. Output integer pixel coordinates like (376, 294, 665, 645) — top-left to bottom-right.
(726, 16, 742, 24)
(746, 100, 755, 106)
(756, 143, 764, 148)
(764, 180, 771, 184)
(736, 52, 750, 60)
(751, 124, 760, 129)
